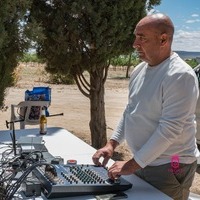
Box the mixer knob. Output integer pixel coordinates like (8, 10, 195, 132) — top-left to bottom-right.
(114, 178, 121, 184)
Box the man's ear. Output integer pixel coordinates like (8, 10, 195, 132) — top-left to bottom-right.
(160, 33, 167, 45)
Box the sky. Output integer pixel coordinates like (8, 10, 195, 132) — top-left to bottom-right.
(150, 0, 200, 52)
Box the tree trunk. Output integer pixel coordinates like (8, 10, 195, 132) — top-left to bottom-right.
(89, 66, 107, 149)
(126, 65, 131, 78)
(126, 53, 132, 78)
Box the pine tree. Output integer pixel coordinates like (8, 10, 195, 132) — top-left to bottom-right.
(0, 0, 31, 107)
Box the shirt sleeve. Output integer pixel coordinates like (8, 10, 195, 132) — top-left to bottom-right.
(134, 70, 199, 168)
(110, 111, 126, 144)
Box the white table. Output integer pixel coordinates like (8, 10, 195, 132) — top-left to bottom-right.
(0, 127, 172, 200)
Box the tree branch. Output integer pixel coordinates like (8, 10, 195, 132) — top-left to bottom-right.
(80, 72, 91, 88)
(73, 74, 90, 98)
(103, 60, 110, 83)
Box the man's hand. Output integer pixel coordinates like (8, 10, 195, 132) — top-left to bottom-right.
(92, 140, 119, 167)
(108, 158, 141, 180)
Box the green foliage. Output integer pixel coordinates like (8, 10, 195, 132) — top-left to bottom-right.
(20, 53, 45, 63)
(28, 0, 160, 75)
(111, 53, 140, 67)
(185, 59, 199, 68)
(0, 0, 32, 106)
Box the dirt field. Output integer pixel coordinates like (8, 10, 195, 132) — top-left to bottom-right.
(0, 63, 200, 195)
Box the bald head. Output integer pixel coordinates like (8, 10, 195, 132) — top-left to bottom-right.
(137, 13, 174, 41)
(133, 13, 175, 66)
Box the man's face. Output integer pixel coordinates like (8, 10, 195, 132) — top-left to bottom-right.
(133, 24, 162, 66)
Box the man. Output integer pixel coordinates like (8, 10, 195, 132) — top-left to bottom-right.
(92, 13, 200, 200)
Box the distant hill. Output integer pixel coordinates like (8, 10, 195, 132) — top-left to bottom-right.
(175, 51, 200, 60)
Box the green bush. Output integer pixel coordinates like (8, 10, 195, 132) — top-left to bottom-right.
(19, 53, 45, 63)
(185, 58, 199, 68)
(110, 53, 140, 67)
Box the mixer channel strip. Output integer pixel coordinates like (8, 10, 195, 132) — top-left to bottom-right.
(33, 164, 132, 199)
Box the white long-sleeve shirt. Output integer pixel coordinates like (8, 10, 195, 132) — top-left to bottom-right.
(111, 53, 200, 168)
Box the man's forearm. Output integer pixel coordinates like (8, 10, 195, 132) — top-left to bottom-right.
(106, 139, 119, 151)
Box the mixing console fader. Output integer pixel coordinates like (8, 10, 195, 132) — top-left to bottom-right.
(33, 164, 132, 198)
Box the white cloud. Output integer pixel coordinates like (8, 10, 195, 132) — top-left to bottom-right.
(186, 19, 200, 23)
(172, 30, 200, 52)
(191, 14, 199, 17)
(182, 25, 190, 30)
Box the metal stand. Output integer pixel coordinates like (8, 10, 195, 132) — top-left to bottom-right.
(6, 119, 24, 156)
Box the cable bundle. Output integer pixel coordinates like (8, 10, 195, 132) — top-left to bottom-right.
(0, 144, 52, 200)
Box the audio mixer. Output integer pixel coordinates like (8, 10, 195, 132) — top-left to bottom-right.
(33, 164, 132, 199)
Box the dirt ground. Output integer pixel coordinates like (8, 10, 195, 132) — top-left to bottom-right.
(0, 63, 200, 195)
